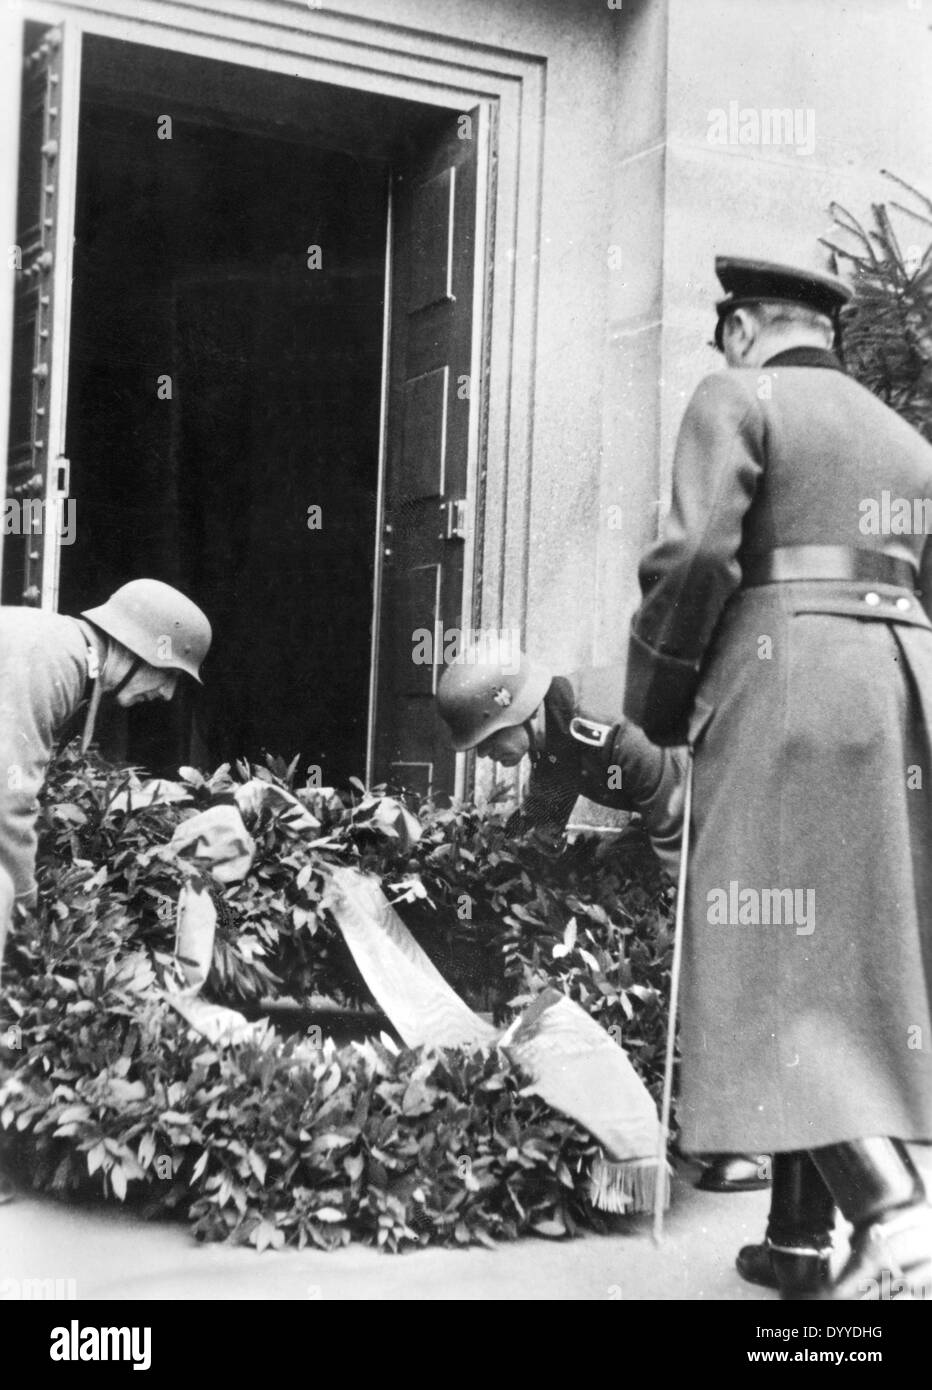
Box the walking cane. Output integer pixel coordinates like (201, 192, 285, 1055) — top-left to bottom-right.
(652, 744, 695, 1243)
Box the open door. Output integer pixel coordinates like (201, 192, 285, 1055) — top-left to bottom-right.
(373, 107, 483, 798)
(2, 20, 80, 610)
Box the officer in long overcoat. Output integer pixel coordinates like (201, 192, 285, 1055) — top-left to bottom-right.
(624, 256, 932, 1299)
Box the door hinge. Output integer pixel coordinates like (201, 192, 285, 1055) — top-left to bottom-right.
(439, 498, 468, 541)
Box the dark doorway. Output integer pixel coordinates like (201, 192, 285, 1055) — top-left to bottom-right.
(60, 41, 403, 782)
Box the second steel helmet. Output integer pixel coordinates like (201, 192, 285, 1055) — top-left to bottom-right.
(436, 639, 551, 752)
(82, 579, 212, 683)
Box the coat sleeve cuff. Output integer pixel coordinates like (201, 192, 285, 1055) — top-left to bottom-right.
(623, 627, 700, 746)
(639, 749, 686, 882)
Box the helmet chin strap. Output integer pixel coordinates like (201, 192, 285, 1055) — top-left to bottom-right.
(523, 700, 547, 762)
(110, 657, 143, 700)
(80, 657, 142, 754)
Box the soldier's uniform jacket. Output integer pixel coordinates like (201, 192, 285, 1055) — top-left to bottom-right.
(624, 346, 932, 1154)
(0, 608, 92, 903)
(511, 665, 684, 876)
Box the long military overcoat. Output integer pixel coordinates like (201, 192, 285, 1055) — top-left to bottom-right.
(624, 346, 932, 1154)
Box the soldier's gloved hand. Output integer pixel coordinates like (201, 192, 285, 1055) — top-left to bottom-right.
(504, 813, 565, 855)
(527, 823, 566, 856)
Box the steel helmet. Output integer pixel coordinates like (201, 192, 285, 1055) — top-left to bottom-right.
(82, 579, 211, 683)
(436, 638, 551, 751)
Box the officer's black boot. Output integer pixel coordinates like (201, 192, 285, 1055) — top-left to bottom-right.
(811, 1137, 932, 1300)
(736, 1151, 834, 1297)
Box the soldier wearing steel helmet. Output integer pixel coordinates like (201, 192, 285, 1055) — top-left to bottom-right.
(0, 579, 210, 1200)
(0, 578, 210, 937)
(437, 640, 686, 871)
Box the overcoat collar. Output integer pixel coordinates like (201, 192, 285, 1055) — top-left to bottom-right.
(763, 345, 845, 371)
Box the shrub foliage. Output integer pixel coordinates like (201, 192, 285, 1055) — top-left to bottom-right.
(0, 747, 673, 1251)
(823, 173, 932, 438)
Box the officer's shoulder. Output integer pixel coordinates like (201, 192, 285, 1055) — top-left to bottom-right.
(688, 369, 760, 409)
(678, 372, 763, 443)
(843, 374, 932, 456)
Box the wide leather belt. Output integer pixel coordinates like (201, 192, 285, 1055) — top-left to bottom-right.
(743, 545, 917, 591)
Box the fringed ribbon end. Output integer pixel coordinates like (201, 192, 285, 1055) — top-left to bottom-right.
(588, 1151, 671, 1215)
